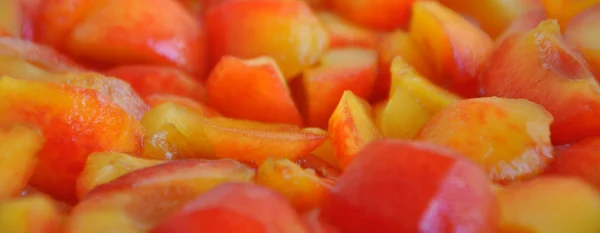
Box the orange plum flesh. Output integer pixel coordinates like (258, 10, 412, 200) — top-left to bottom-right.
(5, 0, 600, 232)
(409, 1, 494, 97)
(438, 0, 544, 37)
(0, 124, 44, 200)
(256, 158, 332, 212)
(76, 152, 165, 198)
(206, 56, 303, 126)
(65, 160, 256, 233)
(140, 103, 215, 160)
(328, 91, 381, 169)
(480, 20, 600, 144)
(150, 183, 310, 233)
(203, 117, 327, 164)
(105, 65, 206, 101)
(0, 76, 144, 202)
(328, 0, 416, 31)
(373, 30, 437, 101)
(497, 176, 600, 233)
(36, 0, 207, 75)
(416, 97, 554, 182)
(292, 48, 378, 128)
(321, 140, 497, 233)
(205, 0, 328, 79)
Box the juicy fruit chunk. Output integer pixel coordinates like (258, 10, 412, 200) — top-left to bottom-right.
(373, 30, 436, 101)
(480, 20, 600, 144)
(540, 0, 600, 27)
(321, 140, 498, 233)
(105, 65, 206, 101)
(53, 72, 150, 120)
(497, 176, 600, 233)
(328, 91, 381, 169)
(205, 0, 328, 79)
(144, 94, 220, 117)
(328, 0, 416, 31)
(374, 88, 430, 139)
(0, 125, 44, 200)
(256, 158, 331, 212)
(374, 56, 459, 139)
(206, 56, 303, 126)
(84, 160, 255, 198)
(292, 48, 378, 128)
(0, 195, 64, 233)
(378, 30, 434, 79)
(76, 152, 164, 198)
(33, 0, 96, 50)
(438, 0, 544, 37)
(0, 0, 21, 37)
(150, 183, 310, 233)
(564, 4, 600, 76)
(389, 56, 461, 115)
(317, 12, 378, 49)
(65, 160, 256, 233)
(0, 76, 144, 202)
(141, 103, 214, 160)
(37, 0, 207, 75)
(410, 1, 494, 97)
(203, 117, 327, 164)
(416, 97, 554, 182)
(8, 0, 600, 231)
(546, 138, 600, 190)
(0, 40, 149, 119)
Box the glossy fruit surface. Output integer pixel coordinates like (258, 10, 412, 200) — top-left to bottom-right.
(2, 1, 600, 232)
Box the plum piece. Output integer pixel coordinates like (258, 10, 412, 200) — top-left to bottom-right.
(321, 140, 498, 233)
(480, 20, 600, 144)
(203, 117, 327, 164)
(328, 91, 381, 169)
(76, 152, 164, 198)
(497, 176, 600, 233)
(206, 56, 302, 126)
(0, 76, 144, 202)
(292, 48, 377, 128)
(410, 1, 494, 97)
(0, 125, 44, 200)
(65, 160, 256, 233)
(151, 183, 310, 233)
(205, 0, 328, 79)
(416, 97, 553, 182)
